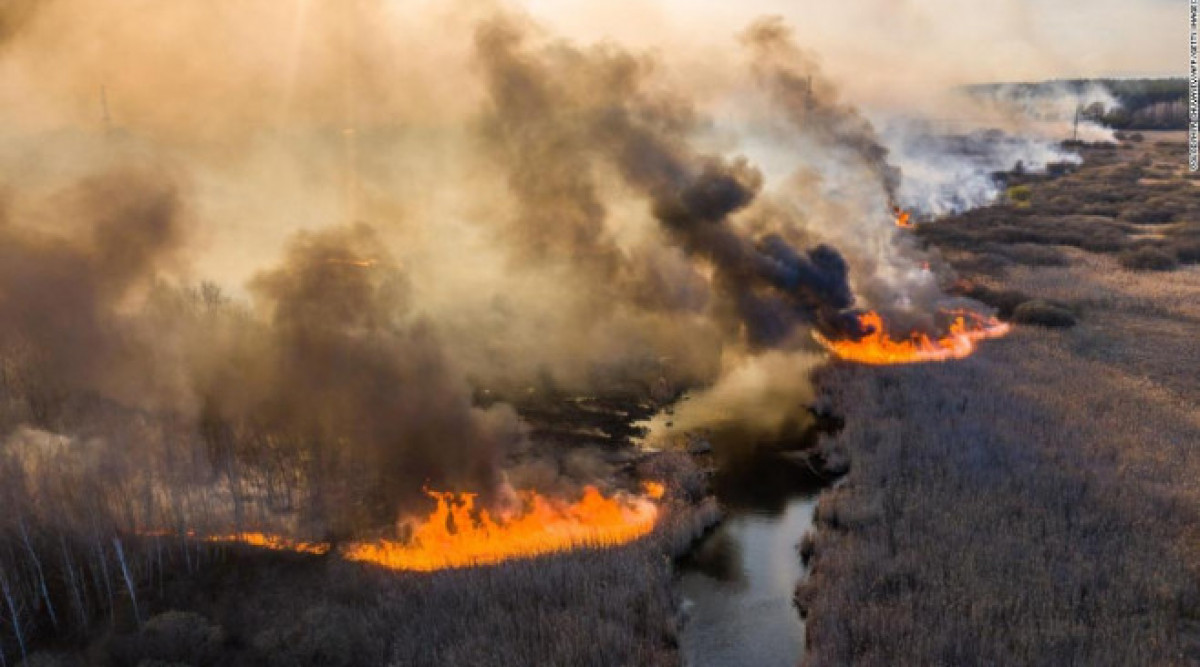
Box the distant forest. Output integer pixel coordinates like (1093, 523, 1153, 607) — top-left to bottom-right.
(966, 78, 1188, 131)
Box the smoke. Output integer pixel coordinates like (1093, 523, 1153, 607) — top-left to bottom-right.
(742, 17, 901, 203)
(963, 81, 1121, 142)
(0, 0, 1137, 540)
(0, 0, 44, 49)
(475, 16, 864, 348)
(0, 161, 524, 534)
(641, 350, 824, 448)
(868, 80, 1116, 217)
(0, 166, 187, 408)
(237, 224, 523, 528)
(884, 123, 1084, 217)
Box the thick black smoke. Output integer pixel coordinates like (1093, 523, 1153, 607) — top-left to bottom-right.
(476, 17, 864, 346)
(0, 10, 955, 549)
(210, 224, 524, 532)
(0, 165, 523, 536)
(477, 23, 621, 281)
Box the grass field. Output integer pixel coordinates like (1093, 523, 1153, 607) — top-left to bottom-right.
(800, 133, 1200, 665)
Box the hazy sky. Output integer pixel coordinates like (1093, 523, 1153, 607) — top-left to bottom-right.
(522, 0, 1181, 102)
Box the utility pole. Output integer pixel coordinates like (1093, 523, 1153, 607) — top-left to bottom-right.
(1072, 104, 1080, 142)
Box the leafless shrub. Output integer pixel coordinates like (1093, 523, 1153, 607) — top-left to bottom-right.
(948, 253, 1013, 276)
(1118, 246, 1178, 271)
(107, 611, 224, 667)
(1120, 204, 1176, 224)
(1171, 239, 1200, 264)
(1011, 300, 1078, 327)
(11, 652, 86, 667)
(983, 243, 1070, 267)
(250, 604, 373, 667)
(951, 283, 1032, 319)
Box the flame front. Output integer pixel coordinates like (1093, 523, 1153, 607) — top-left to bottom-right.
(205, 532, 331, 555)
(342, 484, 660, 571)
(893, 205, 915, 229)
(815, 310, 1010, 364)
(144, 484, 660, 571)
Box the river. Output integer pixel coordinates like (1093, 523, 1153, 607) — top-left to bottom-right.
(677, 446, 827, 667)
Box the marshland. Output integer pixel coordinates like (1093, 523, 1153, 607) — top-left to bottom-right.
(0, 1, 1190, 666)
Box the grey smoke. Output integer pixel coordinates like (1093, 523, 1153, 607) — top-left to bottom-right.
(476, 16, 865, 345)
(0, 167, 186, 409)
(742, 17, 902, 204)
(885, 123, 1082, 216)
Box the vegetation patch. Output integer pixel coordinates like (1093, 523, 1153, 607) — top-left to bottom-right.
(1118, 246, 1179, 271)
(1011, 300, 1078, 328)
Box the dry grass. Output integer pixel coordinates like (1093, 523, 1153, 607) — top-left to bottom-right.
(1010, 299, 1077, 327)
(802, 132, 1200, 666)
(0, 350, 715, 666)
(3, 460, 715, 667)
(1118, 246, 1179, 271)
(803, 327, 1200, 665)
(97, 538, 683, 667)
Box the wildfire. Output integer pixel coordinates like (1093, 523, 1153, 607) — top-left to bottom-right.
(143, 484, 662, 571)
(815, 309, 1010, 364)
(893, 205, 915, 229)
(204, 531, 331, 555)
(343, 484, 661, 571)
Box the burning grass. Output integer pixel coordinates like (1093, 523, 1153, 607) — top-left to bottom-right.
(919, 137, 1200, 277)
(204, 532, 332, 555)
(146, 484, 667, 573)
(343, 485, 662, 572)
(892, 205, 915, 229)
(801, 132, 1200, 665)
(801, 328, 1200, 666)
(814, 310, 1010, 365)
(0, 409, 707, 666)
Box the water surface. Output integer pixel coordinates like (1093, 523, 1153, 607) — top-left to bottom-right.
(677, 449, 824, 667)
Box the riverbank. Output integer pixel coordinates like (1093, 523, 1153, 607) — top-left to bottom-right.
(797, 133, 1200, 665)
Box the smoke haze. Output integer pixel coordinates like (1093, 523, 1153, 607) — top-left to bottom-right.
(0, 0, 1156, 536)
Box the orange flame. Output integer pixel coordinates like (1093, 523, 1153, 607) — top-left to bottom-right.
(815, 310, 1010, 364)
(144, 484, 662, 571)
(893, 205, 915, 229)
(343, 485, 660, 571)
(204, 531, 331, 555)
